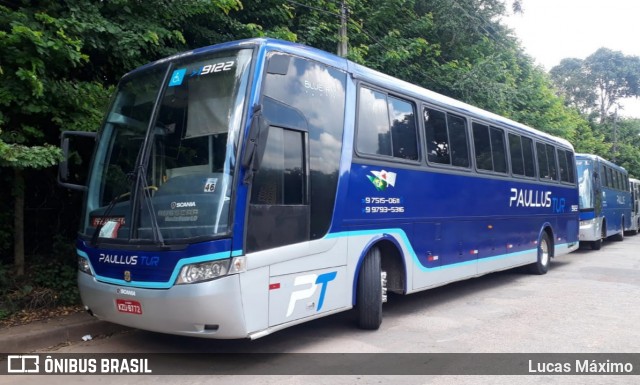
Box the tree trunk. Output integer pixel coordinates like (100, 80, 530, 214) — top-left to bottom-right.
(13, 167, 25, 276)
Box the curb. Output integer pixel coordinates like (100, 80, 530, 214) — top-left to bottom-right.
(0, 312, 127, 353)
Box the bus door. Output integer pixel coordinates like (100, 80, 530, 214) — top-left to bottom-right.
(246, 124, 310, 252)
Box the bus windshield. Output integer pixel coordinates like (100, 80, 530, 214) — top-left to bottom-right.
(83, 49, 253, 243)
(577, 159, 594, 210)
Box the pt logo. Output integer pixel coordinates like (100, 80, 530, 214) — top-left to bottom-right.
(286, 271, 337, 317)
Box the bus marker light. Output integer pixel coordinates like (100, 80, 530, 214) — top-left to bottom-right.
(269, 283, 280, 290)
(507, 244, 513, 249)
(470, 250, 479, 255)
(427, 255, 439, 262)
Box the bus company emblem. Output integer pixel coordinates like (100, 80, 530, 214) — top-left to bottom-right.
(124, 271, 131, 282)
(171, 201, 196, 209)
(367, 170, 397, 191)
(286, 271, 338, 317)
(117, 288, 136, 296)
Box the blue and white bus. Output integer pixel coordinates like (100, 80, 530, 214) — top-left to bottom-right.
(59, 38, 579, 339)
(576, 154, 632, 249)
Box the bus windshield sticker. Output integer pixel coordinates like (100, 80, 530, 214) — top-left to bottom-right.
(367, 170, 397, 191)
(204, 178, 218, 193)
(168, 68, 186, 87)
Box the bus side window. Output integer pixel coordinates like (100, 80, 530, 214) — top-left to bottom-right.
(425, 107, 450, 164)
(357, 87, 418, 161)
(536, 142, 550, 179)
(424, 108, 469, 168)
(522, 136, 536, 177)
(388, 96, 418, 160)
(472, 123, 506, 173)
(508, 133, 524, 176)
(545, 144, 558, 181)
(490, 127, 507, 173)
(472, 123, 492, 171)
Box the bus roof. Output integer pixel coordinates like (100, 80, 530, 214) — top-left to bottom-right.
(576, 153, 628, 172)
(128, 38, 573, 150)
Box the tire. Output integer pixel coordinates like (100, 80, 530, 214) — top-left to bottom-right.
(613, 231, 624, 242)
(591, 221, 606, 250)
(613, 219, 624, 241)
(528, 232, 551, 275)
(356, 247, 383, 330)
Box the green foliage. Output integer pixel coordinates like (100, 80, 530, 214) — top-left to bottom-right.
(0, 138, 62, 169)
(550, 48, 640, 123)
(0, 252, 80, 320)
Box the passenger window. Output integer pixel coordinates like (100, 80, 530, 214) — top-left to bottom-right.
(357, 87, 418, 160)
(546, 144, 558, 180)
(558, 149, 570, 183)
(522, 137, 536, 177)
(448, 114, 470, 167)
(357, 88, 391, 157)
(565, 151, 575, 183)
(472, 123, 506, 173)
(490, 127, 507, 173)
(509, 133, 524, 176)
(472, 123, 492, 171)
(536, 142, 550, 179)
(389, 96, 419, 160)
(425, 108, 449, 164)
(424, 108, 470, 168)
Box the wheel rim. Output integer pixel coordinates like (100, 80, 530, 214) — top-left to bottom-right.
(540, 238, 549, 266)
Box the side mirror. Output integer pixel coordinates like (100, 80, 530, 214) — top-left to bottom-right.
(58, 131, 97, 191)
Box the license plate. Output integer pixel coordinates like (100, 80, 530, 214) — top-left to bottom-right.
(116, 299, 143, 315)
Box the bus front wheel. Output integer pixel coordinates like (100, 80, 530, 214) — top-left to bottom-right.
(528, 232, 551, 275)
(356, 247, 383, 330)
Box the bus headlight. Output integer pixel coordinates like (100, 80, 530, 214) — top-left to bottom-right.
(176, 257, 245, 285)
(78, 256, 94, 276)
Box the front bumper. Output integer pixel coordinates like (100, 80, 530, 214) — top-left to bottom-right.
(579, 218, 600, 242)
(78, 272, 248, 339)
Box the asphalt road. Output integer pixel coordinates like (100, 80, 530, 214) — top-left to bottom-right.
(3, 234, 639, 384)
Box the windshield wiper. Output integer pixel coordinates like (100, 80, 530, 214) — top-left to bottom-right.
(136, 165, 164, 245)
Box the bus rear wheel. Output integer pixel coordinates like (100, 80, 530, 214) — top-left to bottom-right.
(356, 247, 383, 330)
(528, 232, 551, 275)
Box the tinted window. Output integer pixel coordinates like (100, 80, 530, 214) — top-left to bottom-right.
(472, 123, 507, 173)
(357, 87, 418, 160)
(251, 127, 305, 205)
(522, 137, 536, 177)
(558, 149, 570, 183)
(448, 114, 470, 167)
(509, 133, 524, 175)
(424, 108, 469, 167)
(546, 144, 558, 180)
(565, 150, 576, 183)
(473, 123, 492, 171)
(425, 108, 449, 164)
(389, 96, 419, 160)
(490, 127, 507, 173)
(536, 142, 550, 179)
(357, 88, 391, 156)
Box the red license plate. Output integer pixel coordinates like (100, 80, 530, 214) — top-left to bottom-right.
(116, 299, 143, 315)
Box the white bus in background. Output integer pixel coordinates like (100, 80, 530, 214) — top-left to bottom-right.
(629, 178, 640, 235)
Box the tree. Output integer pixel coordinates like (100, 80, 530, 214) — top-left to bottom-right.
(0, 6, 98, 275)
(0, 0, 246, 275)
(550, 48, 640, 124)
